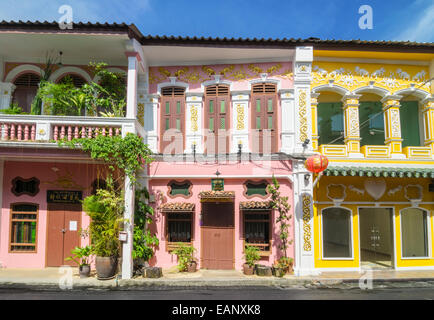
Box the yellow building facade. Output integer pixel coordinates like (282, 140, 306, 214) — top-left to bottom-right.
(310, 49, 434, 271)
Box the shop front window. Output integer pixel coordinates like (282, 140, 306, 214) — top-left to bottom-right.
(401, 208, 428, 258)
(322, 207, 352, 258)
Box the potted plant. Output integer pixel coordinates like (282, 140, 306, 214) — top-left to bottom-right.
(243, 245, 260, 275)
(83, 180, 124, 280)
(66, 245, 93, 278)
(172, 243, 197, 272)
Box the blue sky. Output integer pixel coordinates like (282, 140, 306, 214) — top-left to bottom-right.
(0, 0, 432, 42)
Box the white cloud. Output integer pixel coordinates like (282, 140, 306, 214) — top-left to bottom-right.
(393, 4, 434, 42)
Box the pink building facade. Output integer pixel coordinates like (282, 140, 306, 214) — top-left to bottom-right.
(0, 22, 317, 278)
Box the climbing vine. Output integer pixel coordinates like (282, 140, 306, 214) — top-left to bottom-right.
(267, 176, 292, 259)
(59, 133, 153, 184)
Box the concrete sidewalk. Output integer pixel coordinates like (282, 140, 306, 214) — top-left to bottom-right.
(1, 267, 434, 290)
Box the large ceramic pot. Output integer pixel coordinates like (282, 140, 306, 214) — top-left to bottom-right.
(187, 261, 197, 273)
(243, 263, 254, 275)
(95, 256, 118, 280)
(79, 264, 91, 278)
(272, 266, 285, 278)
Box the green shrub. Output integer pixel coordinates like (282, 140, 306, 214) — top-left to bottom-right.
(172, 243, 196, 272)
(244, 245, 260, 267)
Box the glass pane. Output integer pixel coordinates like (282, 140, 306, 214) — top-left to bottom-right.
(220, 118, 225, 129)
(12, 204, 37, 212)
(256, 99, 261, 113)
(11, 221, 37, 244)
(176, 101, 181, 114)
(317, 102, 344, 145)
(165, 118, 170, 130)
(176, 118, 181, 131)
(400, 101, 421, 147)
(169, 182, 191, 196)
(220, 100, 225, 113)
(267, 99, 273, 112)
(168, 220, 191, 242)
(209, 118, 214, 131)
(246, 183, 268, 196)
(165, 102, 170, 114)
(322, 207, 352, 258)
(256, 117, 261, 129)
(209, 100, 214, 114)
(402, 208, 428, 257)
(359, 101, 384, 146)
(268, 116, 273, 129)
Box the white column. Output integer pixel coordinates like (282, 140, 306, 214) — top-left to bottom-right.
(185, 94, 203, 154)
(280, 89, 295, 154)
(121, 126, 136, 279)
(293, 160, 318, 276)
(144, 95, 159, 153)
(126, 53, 139, 119)
(0, 82, 15, 110)
(293, 47, 313, 154)
(231, 92, 250, 153)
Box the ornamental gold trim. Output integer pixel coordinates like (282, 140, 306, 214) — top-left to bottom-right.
(190, 105, 198, 132)
(236, 104, 245, 130)
(302, 194, 312, 252)
(136, 103, 144, 126)
(299, 90, 308, 142)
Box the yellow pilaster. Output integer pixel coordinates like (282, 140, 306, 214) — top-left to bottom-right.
(311, 93, 320, 151)
(381, 95, 403, 155)
(422, 98, 434, 154)
(342, 94, 361, 155)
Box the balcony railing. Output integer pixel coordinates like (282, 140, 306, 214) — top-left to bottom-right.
(0, 114, 146, 144)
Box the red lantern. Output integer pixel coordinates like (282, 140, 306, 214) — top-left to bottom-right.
(305, 154, 329, 173)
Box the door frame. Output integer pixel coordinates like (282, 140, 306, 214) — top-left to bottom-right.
(45, 203, 82, 267)
(200, 201, 235, 269)
(357, 206, 396, 269)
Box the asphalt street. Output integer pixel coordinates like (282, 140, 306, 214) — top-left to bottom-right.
(0, 286, 433, 300)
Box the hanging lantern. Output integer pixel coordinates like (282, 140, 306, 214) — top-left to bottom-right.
(305, 154, 329, 173)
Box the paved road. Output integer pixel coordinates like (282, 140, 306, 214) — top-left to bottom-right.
(0, 286, 433, 300)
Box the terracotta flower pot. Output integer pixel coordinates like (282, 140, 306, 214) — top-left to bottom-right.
(187, 261, 197, 273)
(243, 263, 254, 275)
(79, 264, 91, 278)
(95, 256, 118, 280)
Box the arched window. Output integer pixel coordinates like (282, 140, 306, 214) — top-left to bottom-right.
(160, 86, 186, 154)
(12, 73, 41, 113)
(359, 94, 385, 146)
(204, 84, 230, 154)
(57, 74, 87, 88)
(317, 92, 344, 145)
(251, 83, 277, 153)
(322, 207, 352, 258)
(401, 208, 428, 257)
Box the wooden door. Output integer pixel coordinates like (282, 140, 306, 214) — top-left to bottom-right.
(204, 85, 230, 154)
(251, 84, 277, 154)
(201, 202, 234, 269)
(12, 73, 40, 113)
(160, 87, 185, 154)
(46, 203, 82, 267)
